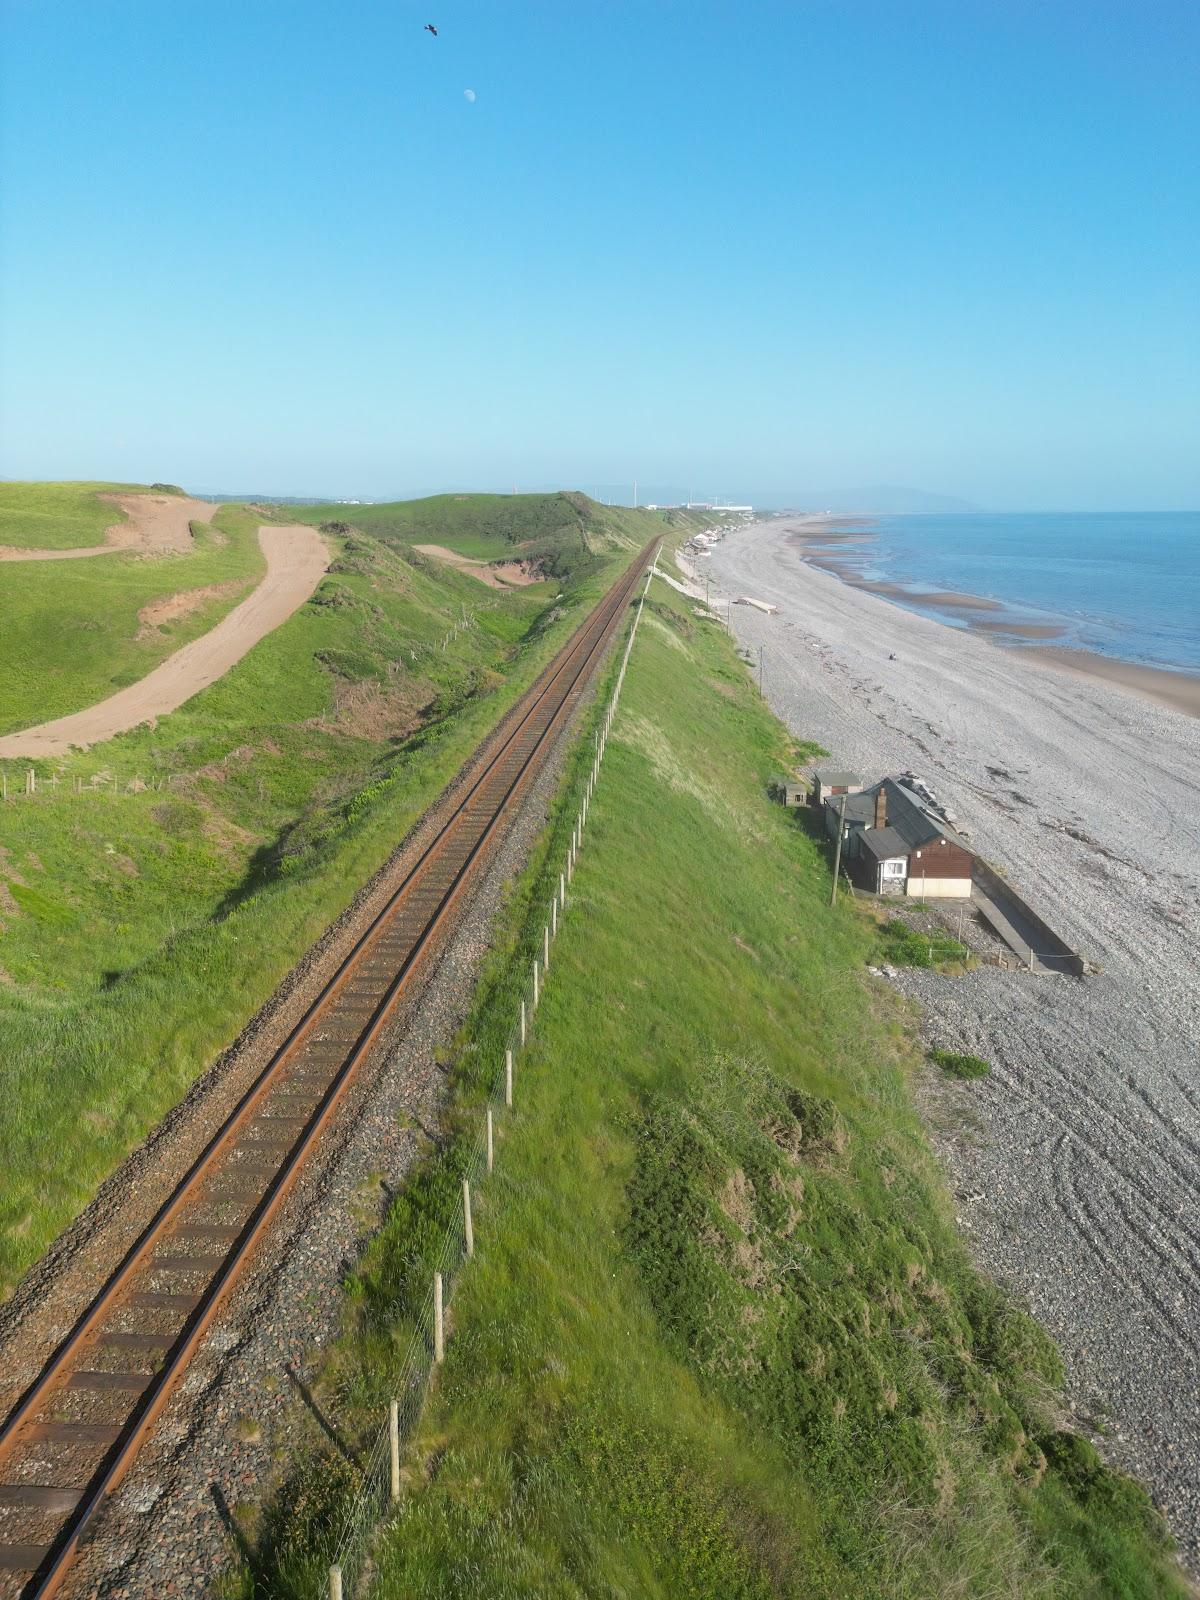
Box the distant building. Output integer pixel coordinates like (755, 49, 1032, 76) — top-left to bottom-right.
(824, 777, 974, 897)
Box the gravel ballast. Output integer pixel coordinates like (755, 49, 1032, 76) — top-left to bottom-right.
(705, 519, 1200, 1569)
(0, 619, 612, 1598)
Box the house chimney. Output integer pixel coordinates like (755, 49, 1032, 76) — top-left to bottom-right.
(874, 785, 888, 830)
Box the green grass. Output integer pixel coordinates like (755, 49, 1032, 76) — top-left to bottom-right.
(291, 491, 718, 575)
(0, 496, 268, 733)
(931, 1049, 992, 1080)
(0, 496, 682, 1289)
(875, 916, 969, 970)
(0, 480, 155, 551)
(231, 564, 1185, 1598)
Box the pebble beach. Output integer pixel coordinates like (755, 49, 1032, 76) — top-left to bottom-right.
(701, 517, 1200, 1570)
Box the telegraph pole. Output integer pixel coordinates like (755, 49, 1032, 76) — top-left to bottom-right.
(830, 792, 848, 906)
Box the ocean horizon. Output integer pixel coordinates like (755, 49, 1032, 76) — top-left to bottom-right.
(809, 511, 1200, 676)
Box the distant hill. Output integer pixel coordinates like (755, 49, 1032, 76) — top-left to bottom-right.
(290, 491, 713, 578)
(772, 484, 982, 514)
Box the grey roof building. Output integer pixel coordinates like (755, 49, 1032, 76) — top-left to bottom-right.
(824, 776, 975, 897)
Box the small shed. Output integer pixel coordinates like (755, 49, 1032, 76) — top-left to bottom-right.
(770, 776, 809, 806)
(811, 769, 863, 807)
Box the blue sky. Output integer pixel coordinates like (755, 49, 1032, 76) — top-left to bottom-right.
(1, 0, 1197, 508)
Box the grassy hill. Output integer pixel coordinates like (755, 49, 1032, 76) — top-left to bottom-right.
(0, 480, 164, 551)
(292, 492, 712, 574)
(0, 504, 267, 736)
(0, 491, 678, 1291)
(236, 553, 1188, 1599)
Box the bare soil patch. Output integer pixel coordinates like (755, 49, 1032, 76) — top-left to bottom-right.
(0, 527, 330, 758)
(0, 494, 218, 562)
(310, 678, 430, 743)
(413, 543, 542, 588)
(136, 579, 248, 639)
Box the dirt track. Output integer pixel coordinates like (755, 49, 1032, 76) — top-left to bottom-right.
(414, 542, 539, 587)
(0, 526, 329, 757)
(0, 494, 218, 561)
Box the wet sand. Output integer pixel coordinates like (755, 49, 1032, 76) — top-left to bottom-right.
(792, 522, 1199, 717)
(1021, 646, 1200, 719)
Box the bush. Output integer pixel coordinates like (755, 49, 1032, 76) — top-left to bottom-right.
(877, 919, 967, 969)
(930, 1049, 991, 1080)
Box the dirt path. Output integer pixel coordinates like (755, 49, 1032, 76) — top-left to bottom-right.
(0, 494, 218, 561)
(0, 527, 329, 756)
(414, 542, 540, 588)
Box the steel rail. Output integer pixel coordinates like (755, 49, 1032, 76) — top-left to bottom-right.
(0, 540, 656, 1599)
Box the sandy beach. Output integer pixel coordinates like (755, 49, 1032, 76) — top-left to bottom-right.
(791, 516, 1200, 718)
(701, 517, 1200, 1568)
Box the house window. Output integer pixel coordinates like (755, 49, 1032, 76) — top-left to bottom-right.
(882, 859, 906, 878)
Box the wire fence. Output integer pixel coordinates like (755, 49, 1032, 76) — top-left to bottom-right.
(305, 564, 654, 1600)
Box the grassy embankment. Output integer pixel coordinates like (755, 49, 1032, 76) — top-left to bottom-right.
(303, 491, 669, 572)
(0, 482, 267, 733)
(0, 491, 710, 1291)
(0, 480, 159, 551)
(238, 554, 1187, 1597)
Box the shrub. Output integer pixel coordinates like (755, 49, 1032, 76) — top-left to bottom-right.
(930, 1049, 991, 1080)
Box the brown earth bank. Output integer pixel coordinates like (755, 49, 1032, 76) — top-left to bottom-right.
(0, 526, 330, 757)
(136, 579, 249, 639)
(412, 543, 543, 588)
(0, 494, 218, 561)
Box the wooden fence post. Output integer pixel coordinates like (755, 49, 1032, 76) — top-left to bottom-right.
(389, 1400, 400, 1500)
(434, 1272, 444, 1362)
(560, 872, 566, 911)
(544, 924, 550, 968)
(463, 1178, 474, 1259)
(329, 1566, 343, 1600)
(551, 899, 557, 938)
(486, 1106, 494, 1172)
(532, 958, 539, 1010)
(505, 1049, 513, 1108)
(520, 999, 527, 1047)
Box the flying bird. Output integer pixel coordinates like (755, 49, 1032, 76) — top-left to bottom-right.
(424, 22, 437, 35)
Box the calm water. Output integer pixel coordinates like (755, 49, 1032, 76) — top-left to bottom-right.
(834, 512, 1200, 673)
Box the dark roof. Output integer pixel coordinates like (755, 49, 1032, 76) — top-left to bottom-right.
(827, 776, 974, 857)
(813, 768, 861, 787)
(869, 778, 973, 853)
(825, 791, 875, 827)
(859, 826, 910, 861)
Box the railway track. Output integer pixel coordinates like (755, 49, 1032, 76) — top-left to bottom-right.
(0, 541, 657, 1599)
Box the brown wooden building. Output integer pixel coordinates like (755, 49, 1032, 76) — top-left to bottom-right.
(825, 777, 974, 897)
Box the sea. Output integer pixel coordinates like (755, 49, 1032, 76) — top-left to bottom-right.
(823, 512, 1200, 675)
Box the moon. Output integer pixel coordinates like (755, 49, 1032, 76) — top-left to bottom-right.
(463, 88, 476, 103)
